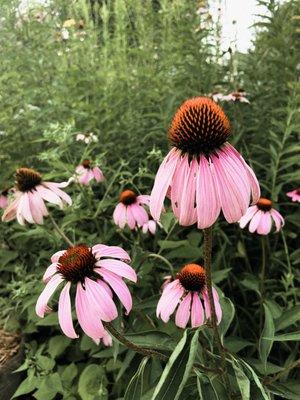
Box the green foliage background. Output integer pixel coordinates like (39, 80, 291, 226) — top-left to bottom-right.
(0, 0, 299, 399)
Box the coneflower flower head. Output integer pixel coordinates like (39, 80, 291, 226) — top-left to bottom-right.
(150, 97, 260, 228)
(75, 159, 104, 185)
(286, 188, 300, 203)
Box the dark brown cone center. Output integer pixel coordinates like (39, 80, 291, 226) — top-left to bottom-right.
(177, 264, 206, 292)
(119, 190, 137, 205)
(257, 198, 272, 212)
(15, 168, 42, 192)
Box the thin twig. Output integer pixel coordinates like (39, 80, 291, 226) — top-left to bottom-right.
(104, 322, 169, 361)
(49, 214, 74, 247)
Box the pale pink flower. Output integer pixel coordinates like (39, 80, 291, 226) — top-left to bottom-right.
(157, 264, 222, 328)
(113, 190, 150, 230)
(210, 92, 226, 103)
(75, 159, 104, 185)
(36, 243, 136, 344)
(223, 89, 250, 104)
(286, 189, 300, 203)
(2, 168, 72, 225)
(150, 97, 260, 229)
(0, 189, 9, 209)
(142, 219, 160, 235)
(239, 198, 284, 235)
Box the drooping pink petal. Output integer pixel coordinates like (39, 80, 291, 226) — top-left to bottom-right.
(75, 165, 85, 174)
(248, 210, 263, 233)
(137, 195, 150, 205)
(84, 278, 118, 322)
(35, 185, 63, 207)
(175, 293, 192, 328)
(101, 330, 112, 347)
(170, 154, 188, 221)
(31, 189, 49, 217)
(150, 148, 179, 221)
(78, 170, 90, 185)
(58, 282, 78, 339)
(0, 195, 8, 209)
(270, 209, 285, 232)
(126, 205, 136, 229)
(113, 203, 126, 227)
(225, 143, 260, 204)
(148, 220, 157, 235)
(43, 263, 58, 283)
(203, 287, 222, 324)
(191, 293, 204, 327)
(92, 244, 130, 261)
(75, 282, 105, 344)
(177, 158, 197, 226)
(196, 155, 221, 229)
(35, 274, 64, 318)
(43, 182, 72, 205)
(156, 280, 180, 317)
(2, 196, 20, 222)
(239, 206, 259, 229)
(130, 203, 149, 227)
(256, 212, 272, 235)
(93, 167, 104, 182)
(96, 259, 137, 282)
(28, 191, 44, 224)
(159, 284, 185, 323)
(19, 192, 35, 224)
(98, 269, 132, 314)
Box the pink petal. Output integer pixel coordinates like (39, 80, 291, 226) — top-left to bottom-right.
(35, 274, 64, 317)
(170, 154, 187, 221)
(58, 282, 78, 339)
(78, 171, 90, 185)
(126, 205, 136, 229)
(150, 148, 179, 221)
(43, 263, 58, 283)
(157, 281, 184, 322)
(137, 195, 150, 205)
(35, 185, 63, 207)
(31, 190, 49, 217)
(270, 209, 284, 232)
(92, 244, 130, 261)
(75, 282, 105, 344)
(93, 167, 104, 182)
(130, 203, 149, 227)
(191, 293, 204, 327)
(19, 193, 35, 224)
(196, 155, 221, 229)
(43, 182, 72, 205)
(101, 330, 112, 347)
(2, 196, 20, 222)
(113, 203, 126, 227)
(148, 220, 157, 235)
(51, 250, 66, 263)
(239, 206, 259, 229)
(178, 158, 197, 226)
(256, 212, 272, 235)
(175, 293, 192, 328)
(84, 278, 118, 322)
(98, 269, 132, 314)
(203, 287, 222, 324)
(96, 259, 137, 282)
(28, 191, 44, 224)
(0, 195, 8, 209)
(249, 210, 264, 233)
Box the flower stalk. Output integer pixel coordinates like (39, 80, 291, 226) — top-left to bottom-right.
(49, 214, 74, 247)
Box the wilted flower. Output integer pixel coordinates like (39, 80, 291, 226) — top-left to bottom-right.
(0, 189, 9, 209)
(2, 168, 71, 225)
(75, 159, 104, 185)
(36, 243, 136, 344)
(157, 264, 222, 328)
(113, 190, 150, 230)
(210, 92, 226, 103)
(286, 189, 300, 203)
(150, 97, 260, 228)
(239, 198, 284, 235)
(223, 89, 250, 104)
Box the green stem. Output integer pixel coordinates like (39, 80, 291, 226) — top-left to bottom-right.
(203, 227, 231, 395)
(259, 236, 267, 333)
(49, 214, 74, 247)
(147, 253, 175, 276)
(104, 322, 168, 361)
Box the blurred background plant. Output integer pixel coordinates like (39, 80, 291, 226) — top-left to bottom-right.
(0, 0, 299, 399)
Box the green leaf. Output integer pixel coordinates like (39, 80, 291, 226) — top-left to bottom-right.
(268, 380, 300, 400)
(151, 328, 200, 400)
(272, 331, 300, 341)
(61, 363, 78, 385)
(36, 355, 55, 372)
(219, 296, 235, 339)
(239, 359, 270, 400)
(224, 337, 253, 353)
(212, 268, 231, 284)
(78, 364, 108, 400)
(124, 357, 149, 400)
(275, 306, 300, 331)
(36, 313, 59, 326)
(125, 331, 175, 352)
(48, 335, 71, 358)
(232, 360, 250, 400)
(12, 374, 36, 398)
(259, 303, 275, 371)
(195, 371, 219, 400)
(33, 373, 63, 400)
(241, 275, 260, 295)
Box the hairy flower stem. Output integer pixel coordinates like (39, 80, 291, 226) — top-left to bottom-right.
(104, 322, 168, 361)
(259, 236, 267, 333)
(49, 214, 74, 247)
(204, 227, 231, 394)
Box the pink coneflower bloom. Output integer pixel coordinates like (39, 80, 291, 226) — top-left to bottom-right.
(142, 218, 160, 235)
(0, 189, 9, 209)
(113, 190, 150, 230)
(286, 189, 300, 203)
(157, 264, 222, 328)
(2, 168, 72, 225)
(223, 89, 250, 104)
(75, 159, 104, 185)
(239, 198, 284, 235)
(36, 243, 136, 344)
(150, 97, 260, 229)
(210, 92, 226, 103)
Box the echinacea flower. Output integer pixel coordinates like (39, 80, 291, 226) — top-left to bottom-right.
(210, 92, 226, 103)
(2, 168, 71, 225)
(0, 189, 9, 209)
(286, 189, 300, 203)
(239, 197, 284, 235)
(223, 89, 250, 104)
(150, 97, 260, 228)
(113, 190, 150, 230)
(157, 264, 222, 328)
(75, 159, 104, 185)
(142, 218, 160, 235)
(36, 243, 136, 344)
